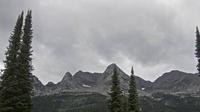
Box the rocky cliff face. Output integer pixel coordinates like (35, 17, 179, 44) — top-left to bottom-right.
(32, 64, 200, 96)
(150, 70, 200, 94)
(32, 75, 44, 96)
(33, 63, 152, 96)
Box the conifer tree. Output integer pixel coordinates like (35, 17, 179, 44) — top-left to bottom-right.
(128, 67, 140, 112)
(121, 95, 128, 112)
(0, 12, 24, 112)
(17, 10, 33, 112)
(195, 26, 200, 74)
(108, 65, 123, 112)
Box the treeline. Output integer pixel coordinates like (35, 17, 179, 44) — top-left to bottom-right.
(32, 93, 108, 112)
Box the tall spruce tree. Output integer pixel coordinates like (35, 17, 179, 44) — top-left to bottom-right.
(128, 67, 140, 112)
(17, 10, 33, 112)
(0, 12, 24, 112)
(195, 26, 200, 74)
(108, 65, 123, 112)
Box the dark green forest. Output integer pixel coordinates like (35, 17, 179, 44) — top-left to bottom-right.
(32, 92, 200, 112)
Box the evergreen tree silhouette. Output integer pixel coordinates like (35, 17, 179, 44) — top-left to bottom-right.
(108, 65, 123, 112)
(128, 67, 140, 112)
(0, 12, 24, 112)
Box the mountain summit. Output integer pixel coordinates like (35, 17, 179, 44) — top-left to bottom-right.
(33, 63, 152, 96)
(104, 63, 118, 74)
(61, 72, 73, 82)
(32, 64, 200, 96)
(151, 70, 200, 93)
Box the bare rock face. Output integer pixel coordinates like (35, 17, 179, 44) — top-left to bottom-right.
(151, 70, 200, 94)
(99, 63, 130, 93)
(73, 71, 102, 88)
(33, 63, 153, 96)
(1, 63, 199, 97)
(61, 72, 73, 82)
(32, 75, 44, 96)
(58, 72, 75, 90)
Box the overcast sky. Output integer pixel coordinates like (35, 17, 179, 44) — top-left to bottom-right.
(0, 0, 199, 84)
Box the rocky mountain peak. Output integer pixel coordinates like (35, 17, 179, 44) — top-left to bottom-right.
(103, 63, 129, 80)
(154, 70, 193, 84)
(32, 64, 200, 96)
(104, 63, 120, 74)
(61, 72, 72, 81)
(166, 70, 185, 75)
(32, 75, 44, 96)
(32, 75, 44, 86)
(151, 70, 200, 93)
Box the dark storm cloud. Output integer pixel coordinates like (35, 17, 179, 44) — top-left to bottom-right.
(0, 0, 199, 83)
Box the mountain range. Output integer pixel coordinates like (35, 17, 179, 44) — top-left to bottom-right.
(32, 63, 200, 96)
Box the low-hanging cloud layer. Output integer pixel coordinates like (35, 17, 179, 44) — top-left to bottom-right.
(0, 0, 199, 84)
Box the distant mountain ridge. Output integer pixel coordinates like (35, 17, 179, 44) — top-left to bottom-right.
(149, 70, 200, 94)
(33, 64, 153, 96)
(32, 64, 200, 96)
(31, 65, 200, 112)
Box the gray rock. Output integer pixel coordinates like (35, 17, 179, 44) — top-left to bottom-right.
(33, 63, 152, 96)
(150, 70, 200, 94)
(32, 64, 200, 96)
(32, 75, 44, 96)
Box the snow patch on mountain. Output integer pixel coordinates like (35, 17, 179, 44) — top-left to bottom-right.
(82, 84, 91, 88)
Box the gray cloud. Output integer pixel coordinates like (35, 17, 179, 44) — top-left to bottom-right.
(0, 0, 199, 84)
